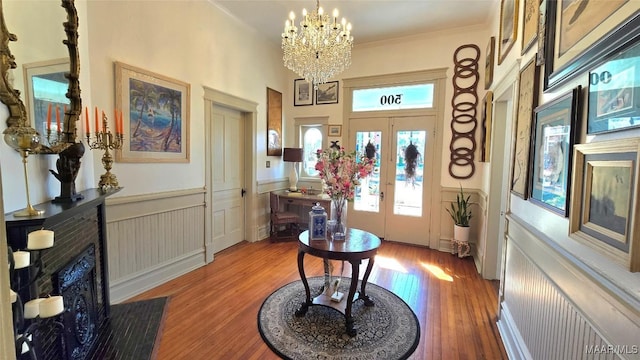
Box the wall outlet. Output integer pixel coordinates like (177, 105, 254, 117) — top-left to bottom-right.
(266, 161, 270, 168)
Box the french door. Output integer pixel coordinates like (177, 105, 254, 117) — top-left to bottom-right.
(348, 115, 435, 245)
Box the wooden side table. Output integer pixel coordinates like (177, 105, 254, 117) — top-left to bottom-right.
(295, 229, 381, 336)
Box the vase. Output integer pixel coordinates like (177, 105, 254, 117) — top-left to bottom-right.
(331, 197, 347, 241)
(454, 224, 470, 242)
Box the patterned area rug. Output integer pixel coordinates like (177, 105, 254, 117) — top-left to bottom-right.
(258, 277, 420, 360)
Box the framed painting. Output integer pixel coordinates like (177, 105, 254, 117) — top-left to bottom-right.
(498, 0, 519, 65)
(530, 86, 580, 215)
(536, 0, 548, 65)
(294, 78, 313, 106)
(485, 37, 495, 90)
(115, 62, 190, 163)
(267, 87, 283, 156)
(481, 91, 493, 162)
(587, 39, 640, 134)
(521, 0, 540, 55)
(316, 81, 339, 105)
(570, 139, 640, 272)
(328, 125, 342, 137)
(510, 59, 540, 199)
(22, 58, 70, 136)
(543, 0, 640, 90)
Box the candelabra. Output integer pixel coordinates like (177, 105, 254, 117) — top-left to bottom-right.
(86, 112, 123, 191)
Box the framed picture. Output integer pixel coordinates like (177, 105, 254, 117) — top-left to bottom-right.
(485, 37, 495, 90)
(22, 58, 70, 135)
(316, 81, 339, 105)
(587, 39, 640, 134)
(328, 125, 342, 137)
(498, 0, 519, 65)
(570, 139, 640, 272)
(543, 1, 640, 90)
(536, 0, 548, 66)
(481, 91, 493, 162)
(267, 87, 283, 156)
(510, 59, 540, 199)
(521, 0, 540, 55)
(294, 78, 313, 106)
(530, 86, 580, 215)
(115, 62, 190, 163)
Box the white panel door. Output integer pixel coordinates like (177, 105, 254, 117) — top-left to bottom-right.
(211, 105, 245, 253)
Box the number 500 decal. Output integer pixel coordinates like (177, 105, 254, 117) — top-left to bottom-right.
(380, 94, 402, 105)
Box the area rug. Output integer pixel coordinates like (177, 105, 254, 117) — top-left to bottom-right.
(258, 277, 420, 360)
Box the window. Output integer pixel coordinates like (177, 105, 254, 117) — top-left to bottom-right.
(295, 116, 329, 179)
(352, 83, 434, 112)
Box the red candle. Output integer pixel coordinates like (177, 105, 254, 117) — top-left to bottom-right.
(55, 106, 61, 132)
(46, 103, 52, 131)
(85, 106, 90, 135)
(95, 106, 99, 132)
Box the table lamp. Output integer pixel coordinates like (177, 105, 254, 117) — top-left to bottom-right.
(283, 147, 303, 192)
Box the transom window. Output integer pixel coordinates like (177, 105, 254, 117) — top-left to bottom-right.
(352, 83, 434, 112)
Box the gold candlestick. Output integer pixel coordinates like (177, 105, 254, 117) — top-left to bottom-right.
(86, 112, 123, 191)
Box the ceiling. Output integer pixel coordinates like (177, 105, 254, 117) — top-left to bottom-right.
(210, 0, 496, 46)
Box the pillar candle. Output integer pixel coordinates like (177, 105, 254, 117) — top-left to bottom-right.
(10, 289, 17, 304)
(46, 103, 52, 131)
(27, 229, 54, 250)
(12, 251, 30, 269)
(39, 296, 64, 318)
(85, 106, 90, 135)
(23, 298, 44, 319)
(55, 106, 61, 131)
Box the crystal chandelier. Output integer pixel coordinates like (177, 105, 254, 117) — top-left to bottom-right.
(282, 0, 353, 87)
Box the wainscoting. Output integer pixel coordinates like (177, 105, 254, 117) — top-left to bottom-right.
(499, 215, 640, 359)
(105, 188, 206, 303)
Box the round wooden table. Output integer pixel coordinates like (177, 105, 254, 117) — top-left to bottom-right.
(295, 228, 381, 336)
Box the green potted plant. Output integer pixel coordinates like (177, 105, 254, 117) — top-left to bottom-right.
(446, 185, 472, 242)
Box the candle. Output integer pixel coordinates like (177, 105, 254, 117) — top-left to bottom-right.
(102, 111, 106, 131)
(23, 298, 44, 319)
(119, 110, 124, 134)
(46, 103, 52, 131)
(114, 109, 118, 133)
(55, 106, 61, 132)
(39, 296, 64, 318)
(10, 289, 17, 304)
(85, 106, 90, 135)
(12, 251, 30, 269)
(27, 229, 54, 250)
(95, 106, 99, 133)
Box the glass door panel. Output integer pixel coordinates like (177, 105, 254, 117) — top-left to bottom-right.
(393, 131, 426, 217)
(354, 131, 382, 213)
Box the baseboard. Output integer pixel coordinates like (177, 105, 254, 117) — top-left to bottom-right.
(497, 303, 530, 360)
(109, 249, 205, 304)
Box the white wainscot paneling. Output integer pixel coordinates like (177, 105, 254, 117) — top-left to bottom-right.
(106, 188, 206, 303)
(498, 217, 640, 360)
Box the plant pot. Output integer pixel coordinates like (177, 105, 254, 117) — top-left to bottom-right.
(453, 224, 470, 242)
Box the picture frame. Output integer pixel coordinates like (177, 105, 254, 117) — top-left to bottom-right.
(115, 61, 190, 163)
(294, 78, 313, 106)
(498, 0, 519, 65)
(535, 0, 547, 66)
(22, 58, 70, 135)
(328, 125, 342, 137)
(587, 39, 640, 134)
(530, 86, 580, 216)
(267, 87, 283, 156)
(543, 1, 640, 90)
(485, 37, 495, 90)
(521, 0, 540, 55)
(570, 139, 640, 272)
(510, 58, 540, 199)
(316, 81, 339, 105)
(481, 91, 493, 162)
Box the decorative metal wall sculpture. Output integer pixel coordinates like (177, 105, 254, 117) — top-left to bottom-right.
(449, 44, 480, 179)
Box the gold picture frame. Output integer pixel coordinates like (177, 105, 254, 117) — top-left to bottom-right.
(328, 125, 342, 137)
(510, 59, 539, 199)
(267, 87, 283, 156)
(115, 62, 190, 163)
(521, 0, 540, 55)
(570, 139, 640, 272)
(498, 0, 519, 65)
(481, 91, 493, 162)
(485, 37, 495, 90)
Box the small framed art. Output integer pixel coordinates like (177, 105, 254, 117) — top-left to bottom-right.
(267, 87, 283, 156)
(328, 125, 342, 137)
(294, 78, 313, 106)
(316, 81, 339, 105)
(498, 0, 519, 65)
(485, 37, 495, 90)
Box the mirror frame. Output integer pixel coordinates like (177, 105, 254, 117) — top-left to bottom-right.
(0, 0, 81, 150)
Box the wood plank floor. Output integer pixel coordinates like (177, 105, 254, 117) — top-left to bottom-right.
(131, 239, 507, 359)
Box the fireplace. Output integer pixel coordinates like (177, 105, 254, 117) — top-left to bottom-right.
(6, 189, 167, 360)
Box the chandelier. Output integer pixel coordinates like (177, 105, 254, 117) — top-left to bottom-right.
(282, 0, 353, 86)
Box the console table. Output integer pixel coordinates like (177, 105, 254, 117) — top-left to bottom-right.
(273, 190, 332, 218)
(295, 228, 381, 336)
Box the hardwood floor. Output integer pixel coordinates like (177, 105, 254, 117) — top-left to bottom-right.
(131, 239, 507, 359)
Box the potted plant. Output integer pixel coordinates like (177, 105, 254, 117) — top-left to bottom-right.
(446, 185, 472, 242)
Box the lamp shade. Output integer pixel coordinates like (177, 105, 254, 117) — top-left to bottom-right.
(283, 147, 303, 162)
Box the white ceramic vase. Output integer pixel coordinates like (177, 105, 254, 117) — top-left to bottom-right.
(454, 224, 470, 242)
